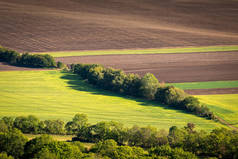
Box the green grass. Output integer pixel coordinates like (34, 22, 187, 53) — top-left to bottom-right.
(196, 94, 238, 127)
(36, 45, 238, 57)
(0, 71, 225, 131)
(25, 134, 75, 141)
(25, 134, 94, 148)
(168, 80, 238, 90)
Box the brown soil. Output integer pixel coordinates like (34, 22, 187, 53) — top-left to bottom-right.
(0, 0, 238, 52)
(56, 52, 238, 83)
(185, 88, 238, 95)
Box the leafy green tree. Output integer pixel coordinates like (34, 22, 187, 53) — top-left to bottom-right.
(203, 128, 238, 159)
(24, 135, 82, 159)
(139, 73, 159, 100)
(70, 141, 86, 153)
(156, 86, 187, 106)
(87, 66, 104, 85)
(32, 149, 58, 159)
(36, 141, 82, 159)
(128, 125, 167, 148)
(184, 131, 207, 156)
(43, 119, 65, 134)
(123, 73, 141, 96)
(1, 117, 14, 131)
(0, 152, 14, 159)
(91, 139, 118, 156)
(65, 113, 89, 135)
(13, 115, 40, 134)
(23, 135, 54, 159)
(56, 61, 65, 69)
(0, 129, 28, 159)
(91, 139, 146, 159)
(0, 120, 8, 133)
(88, 121, 126, 144)
(149, 145, 198, 159)
(168, 126, 187, 148)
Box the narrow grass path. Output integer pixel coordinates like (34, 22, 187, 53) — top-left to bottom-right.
(35, 45, 238, 57)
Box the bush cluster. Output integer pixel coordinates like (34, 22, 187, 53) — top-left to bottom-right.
(1, 114, 238, 159)
(70, 64, 215, 119)
(0, 115, 65, 135)
(0, 46, 58, 68)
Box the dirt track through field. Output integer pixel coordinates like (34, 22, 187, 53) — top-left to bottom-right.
(0, 0, 238, 52)
(56, 52, 238, 83)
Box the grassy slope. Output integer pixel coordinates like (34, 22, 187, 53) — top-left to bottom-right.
(0, 70, 224, 131)
(37, 45, 238, 57)
(196, 94, 238, 127)
(168, 80, 238, 90)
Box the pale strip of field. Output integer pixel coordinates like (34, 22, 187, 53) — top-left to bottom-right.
(0, 70, 224, 131)
(24, 134, 75, 141)
(196, 94, 238, 127)
(168, 80, 238, 90)
(36, 45, 238, 57)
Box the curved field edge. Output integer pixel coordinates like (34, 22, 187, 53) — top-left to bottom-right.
(0, 70, 224, 131)
(196, 94, 238, 127)
(35, 45, 238, 57)
(168, 80, 238, 90)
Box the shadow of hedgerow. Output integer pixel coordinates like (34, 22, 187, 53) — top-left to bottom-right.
(60, 71, 188, 114)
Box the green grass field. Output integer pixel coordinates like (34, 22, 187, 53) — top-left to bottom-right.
(0, 70, 224, 131)
(168, 80, 238, 90)
(36, 45, 238, 57)
(196, 94, 238, 127)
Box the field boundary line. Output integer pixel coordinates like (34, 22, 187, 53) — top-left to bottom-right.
(33, 45, 238, 57)
(215, 116, 238, 131)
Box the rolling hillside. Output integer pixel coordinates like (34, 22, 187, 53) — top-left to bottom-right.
(0, 0, 238, 52)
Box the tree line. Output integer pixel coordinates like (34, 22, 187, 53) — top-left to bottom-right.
(0, 46, 64, 68)
(1, 114, 237, 159)
(70, 64, 215, 119)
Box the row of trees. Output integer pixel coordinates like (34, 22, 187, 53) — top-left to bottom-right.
(70, 64, 215, 119)
(1, 114, 238, 159)
(0, 115, 65, 135)
(0, 46, 64, 68)
(0, 129, 198, 159)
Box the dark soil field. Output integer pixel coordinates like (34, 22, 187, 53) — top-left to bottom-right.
(185, 88, 238, 95)
(0, 0, 238, 52)
(56, 52, 238, 83)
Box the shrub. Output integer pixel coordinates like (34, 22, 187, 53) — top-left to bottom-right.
(149, 145, 198, 159)
(57, 61, 65, 69)
(0, 46, 56, 68)
(139, 73, 159, 100)
(0, 129, 28, 159)
(155, 86, 187, 106)
(0, 152, 14, 159)
(13, 115, 40, 134)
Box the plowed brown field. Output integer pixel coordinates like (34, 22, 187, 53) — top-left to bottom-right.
(0, 0, 238, 52)
(56, 52, 238, 83)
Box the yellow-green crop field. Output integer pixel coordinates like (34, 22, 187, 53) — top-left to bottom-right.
(168, 80, 238, 90)
(0, 70, 225, 131)
(196, 94, 238, 127)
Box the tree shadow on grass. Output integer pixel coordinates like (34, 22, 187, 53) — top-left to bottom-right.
(60, 72, 189, 114)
